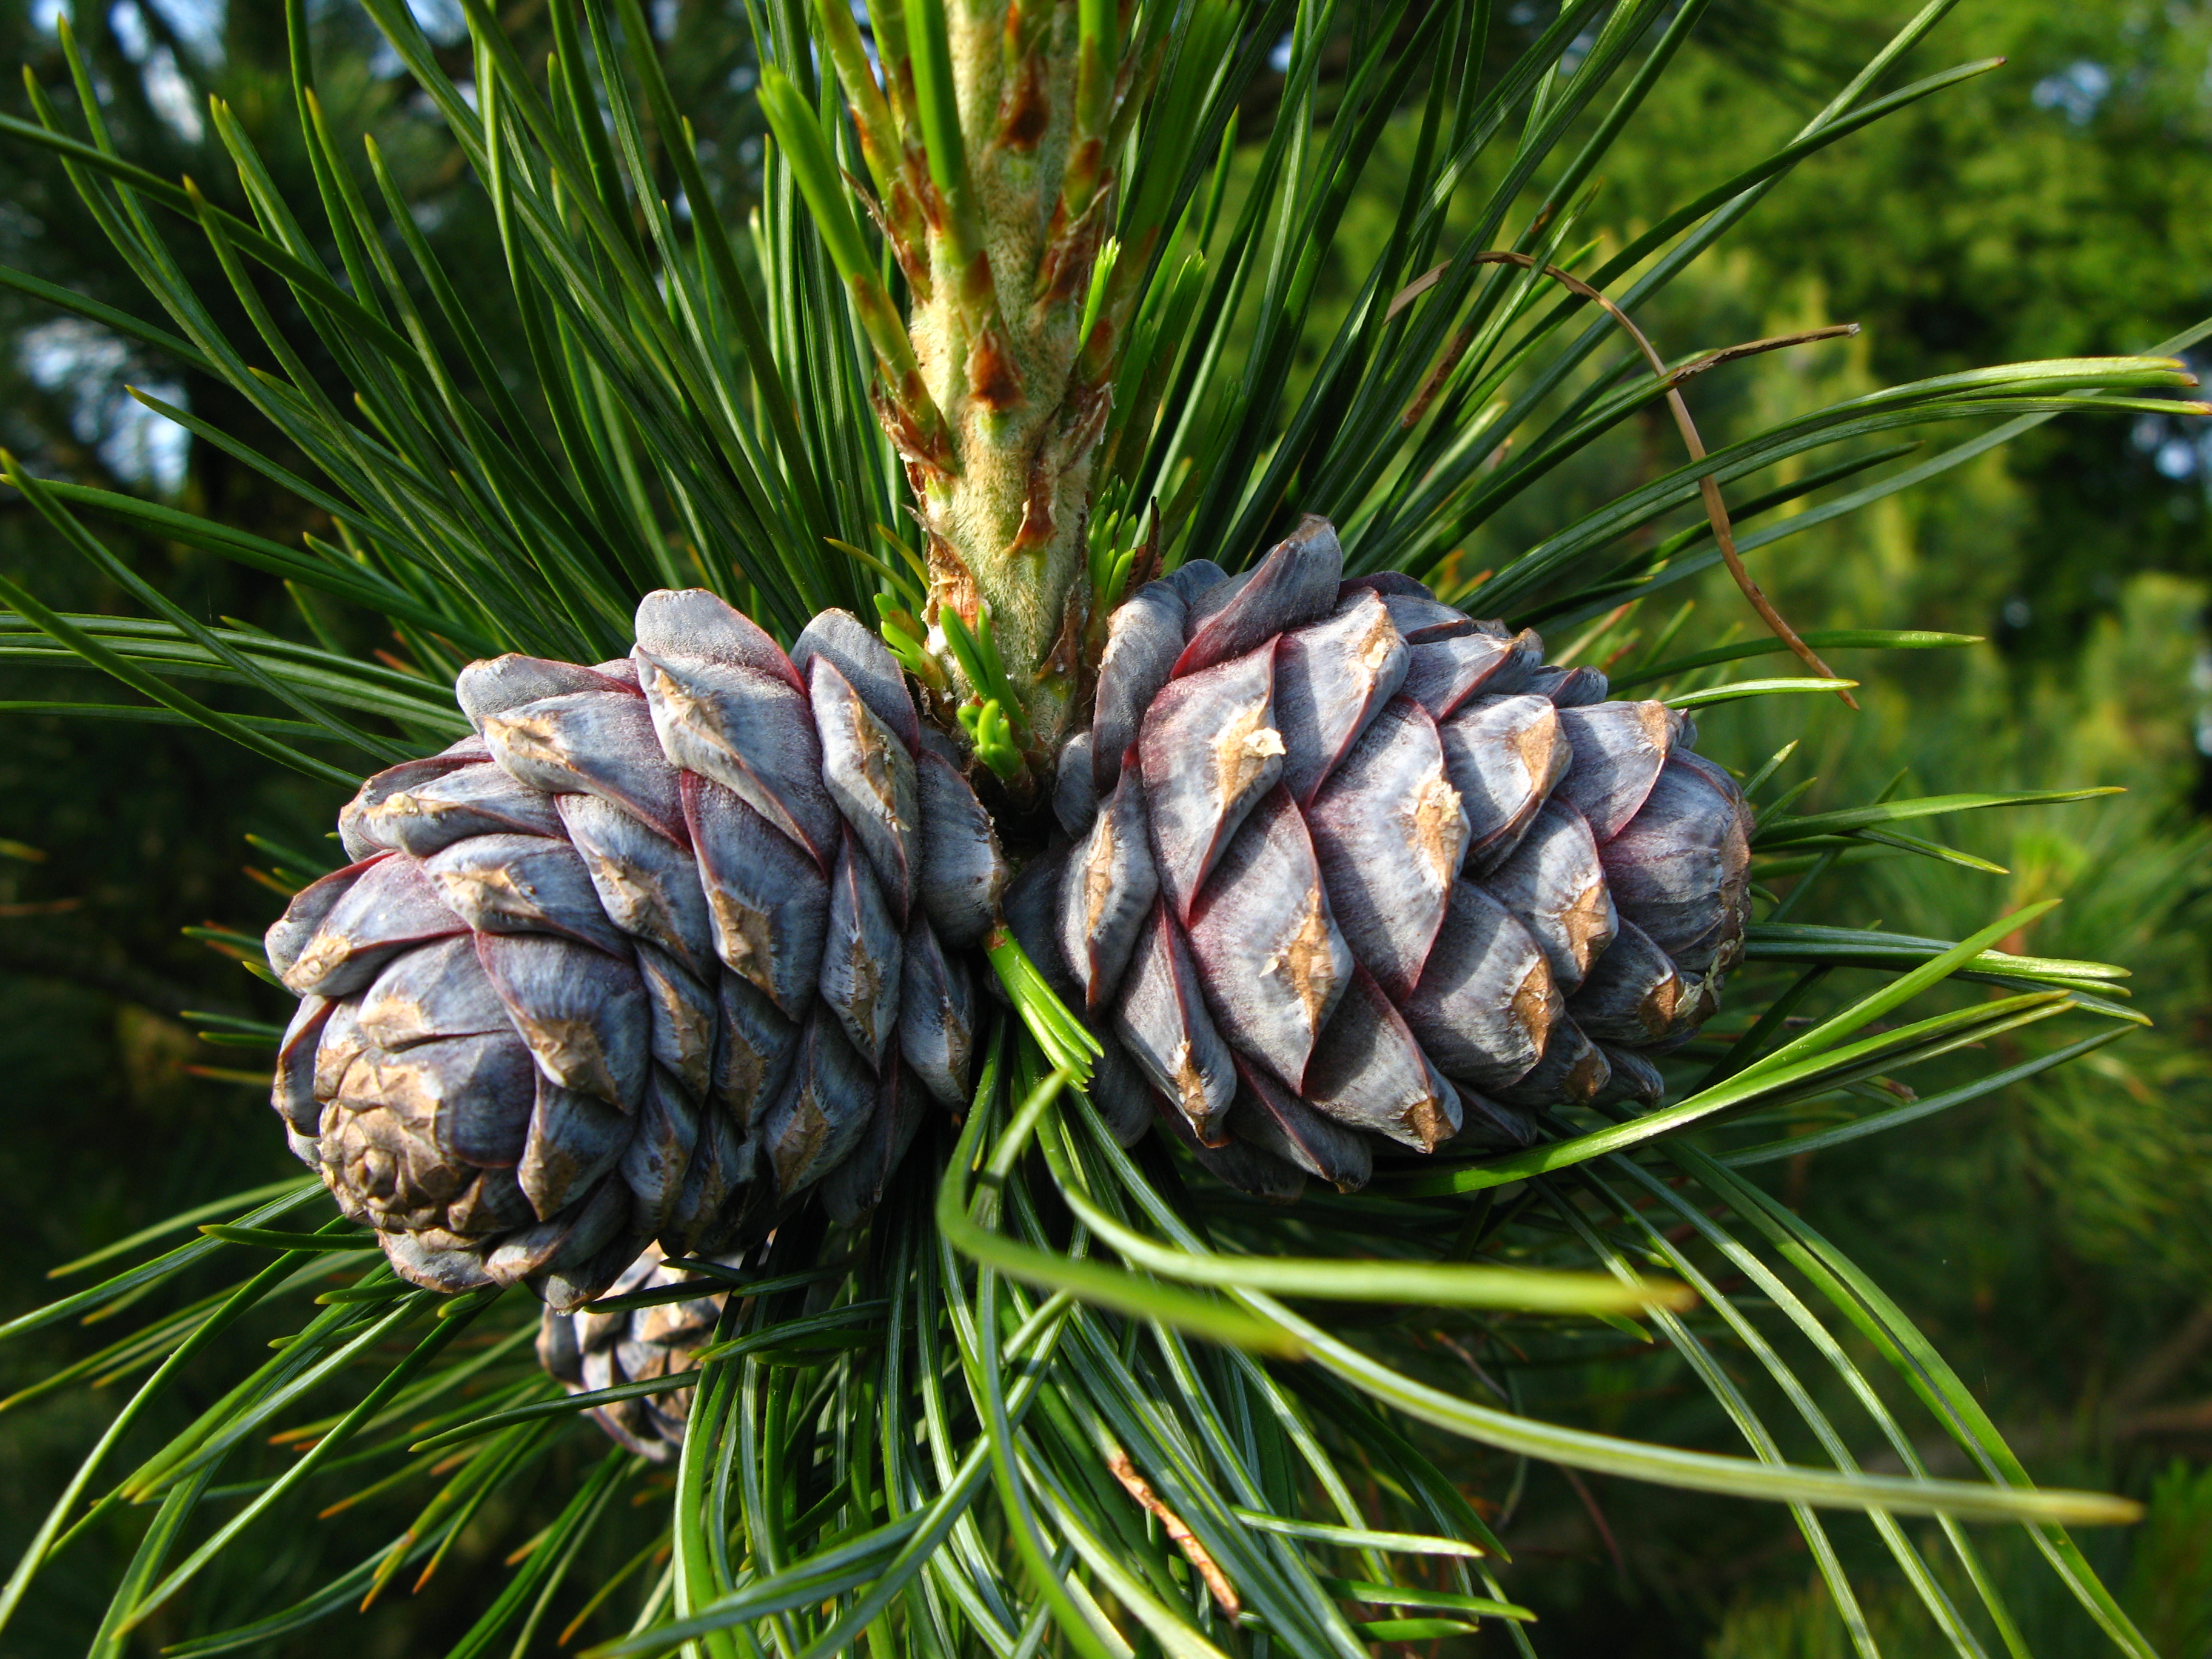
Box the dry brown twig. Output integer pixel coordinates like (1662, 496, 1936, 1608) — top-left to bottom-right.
(1104, 1447, 1242, 1617)
(1389, 254, 1863, 709)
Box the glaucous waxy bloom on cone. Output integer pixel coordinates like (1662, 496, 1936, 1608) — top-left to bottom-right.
(264, 514, 1747, 1305)
(265, 593, 1002, 1308)
(1016, 517, 1752, 1200)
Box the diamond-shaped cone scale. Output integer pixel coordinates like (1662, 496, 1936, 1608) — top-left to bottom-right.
(1401, 626, 1541, 719)
(793, 608, 922, 754)
(1226, 1052, 1372, 1193)
(683, 777, 829, 1017)
(353, 760, 565, 857)
(381, 1233, 499, 1294)
(667, 1103, 751, 1253)
(272, 997, 329, 1136)
(1598, 752, 1752, 975)
(1091, 582, 1186, 792)
(618, 1073, 697, 1237)
(914, 747, 1008, 948)
(1438, 694, 1567, 874)
(337, 740, 482, 857)
(1273, 588, 1409, 806)
(1491, 1016, 1610, 1109)
(762, 1012, 876, 1199)
(999, 845, 1073, 995)
(1398, 883, 1557, 1091)
(1085, 1037, 1158, 1148)
(897, 919, 976, 1108)
(426, 834, 632, 957)
(1112, 903, 1237, 1145)
(456, 655, 636, 727)
(1152, 1093, 1305, 1202)
(1054, 731, 1099, 836)
(823, 1064, 928, 1226)
(1304, 968, 1463, 1153)
(819, 833, 904, 1067)
(356, 936, 508, 1050)
(711, 971, 799, 1128)
(1139, 645, 1283, 922)
(1553, 700, 1678, 841)
(1059, 767, 1159, 1012)
(279, 856, 467, 997)
(635, 648, 840, 865)
(1567, 919, 1687, 1044)
(265, 862, 369, 983)
(1185, 788, 1352, 1090)
(1480, 801, 1617, 996)
(518, 1083, 628, 1222)
(635, 944, 716, 1102)
(1597, 1042, 1667, 1104)
(810, 656, 919, 922)
(1306, 697, 1467, 1000)
(1179, 566, 1244, 632)
(1528, 665, 1612, 706)
(635, 589, 805, 689)
(1354, 578, 1475, 643)
(557, 794, 717, 979)
(996, 848, 1150, 1148)
(476, 933, 650, 1109)
(485, 1174, 631, 1289)
(1165, 559, 1229, 602)
(1173, 516, 1344, 677)
(480, 690, 686, 843)
(333, 748, 482, 862)
(1439, 1091, 1539, 1153)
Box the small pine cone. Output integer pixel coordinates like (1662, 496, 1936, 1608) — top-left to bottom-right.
(266, 594, 1005, 1308)
(534, 1247, 736, 1461)
(1030, 517, 1751, 1199)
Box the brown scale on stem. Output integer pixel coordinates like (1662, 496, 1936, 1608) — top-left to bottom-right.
(847, 171, 933, 297)
(966, 324, 1025, 411)
(998, 49, 1050, 149)
(817, 0, 1138, 777)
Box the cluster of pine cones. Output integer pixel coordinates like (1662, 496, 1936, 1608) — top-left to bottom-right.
(264, 519, 1748, 1320)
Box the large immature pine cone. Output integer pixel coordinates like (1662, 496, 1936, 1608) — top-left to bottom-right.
(263, 516, 1748, 1302)
(266, 594, 1005, 1308)
(1016, 517, 1751, 1199)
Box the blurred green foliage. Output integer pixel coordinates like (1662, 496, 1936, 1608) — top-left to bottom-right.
(0, 0, 2207, 1651)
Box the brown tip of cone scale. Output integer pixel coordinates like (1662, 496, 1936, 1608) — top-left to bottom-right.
(1514, 959, 1559, 1053)
(1406, 1094, 1453, 1155)
(1561, 1045, 1608, 1104)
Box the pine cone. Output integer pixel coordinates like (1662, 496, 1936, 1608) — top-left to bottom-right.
(265, 594, 1002, 1308)
(265, 518, 1746, 1302)
(1020, 517, 1749, 1198)
(534, 1247, 735, 1461)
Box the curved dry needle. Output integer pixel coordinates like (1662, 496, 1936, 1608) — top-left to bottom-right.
(1392, 255, 1862, 708)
